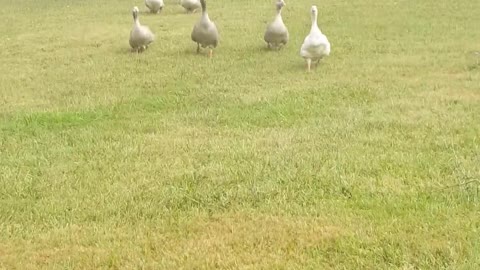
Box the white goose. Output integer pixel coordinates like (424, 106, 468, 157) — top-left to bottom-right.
(181, 0, 201, 13)
(300, 5, 331, 72)
(145, 0, 164, 13)
(264, 0, 289, 50)
(129, 6, 155, 53)
(191, 0, 219, 57)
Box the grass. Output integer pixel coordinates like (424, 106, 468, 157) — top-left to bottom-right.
(1, 0, 479, 268)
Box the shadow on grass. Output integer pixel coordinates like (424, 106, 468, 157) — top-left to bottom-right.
(246, 44, 289, 56)
(115, 46, 156, 56)
(171, 10, 200, 16)
(139, 11, 162, 16)
(181, 47, 214, 58)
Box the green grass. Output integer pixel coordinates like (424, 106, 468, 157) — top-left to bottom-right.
(1, 0, 479, 268)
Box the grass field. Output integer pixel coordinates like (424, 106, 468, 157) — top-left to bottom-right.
(1, 0, 479, 268)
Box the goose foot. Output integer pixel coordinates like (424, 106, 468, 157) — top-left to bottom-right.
(131, 47, 142, 53)
(306, 59, 312, 72)
(138, 46, 146, 53)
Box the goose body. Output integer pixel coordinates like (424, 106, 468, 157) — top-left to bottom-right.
(145, 0, 164, 13)
(129, 6, 155, 52)
(264, 0, 289, 49)
(300, 6, 330, 71)
(191, 0, 219, 57)
(181, 0, 201, 13)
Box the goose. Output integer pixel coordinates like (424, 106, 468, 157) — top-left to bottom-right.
(300, 5, 330, 72)
(145, 0, 164, 13)
(129, 6, 155, 53)
(181, 0, 201, 13)
(264, 0, 289, 50)
(191, 0, 219, 57)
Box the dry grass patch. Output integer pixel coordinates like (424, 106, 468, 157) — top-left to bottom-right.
(167, 213, 342, 268)
(0, 214, 343, 269)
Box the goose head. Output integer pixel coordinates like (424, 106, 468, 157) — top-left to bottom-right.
(276, 0, 286, 10)
(310, 5, 319, 27)
(132, 6, 140, 21)
(311, 5, 318, 17)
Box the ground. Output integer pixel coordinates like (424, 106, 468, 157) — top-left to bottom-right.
(0, 0, 479, 268)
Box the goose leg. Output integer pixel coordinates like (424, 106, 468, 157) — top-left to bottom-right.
(208, 49, 213, 58)
(306, 59, 312, 72)
(196, 43, 200, 53)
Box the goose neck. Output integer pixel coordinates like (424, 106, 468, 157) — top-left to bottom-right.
(276, 8, 283, 18)
(310, 14, 318, 31)
(202, 11, 209, 21)
(275, 5, 285, 24)
(276, 5, 283, 14)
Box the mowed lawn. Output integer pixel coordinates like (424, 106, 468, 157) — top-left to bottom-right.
(1, 0, 479, 268)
